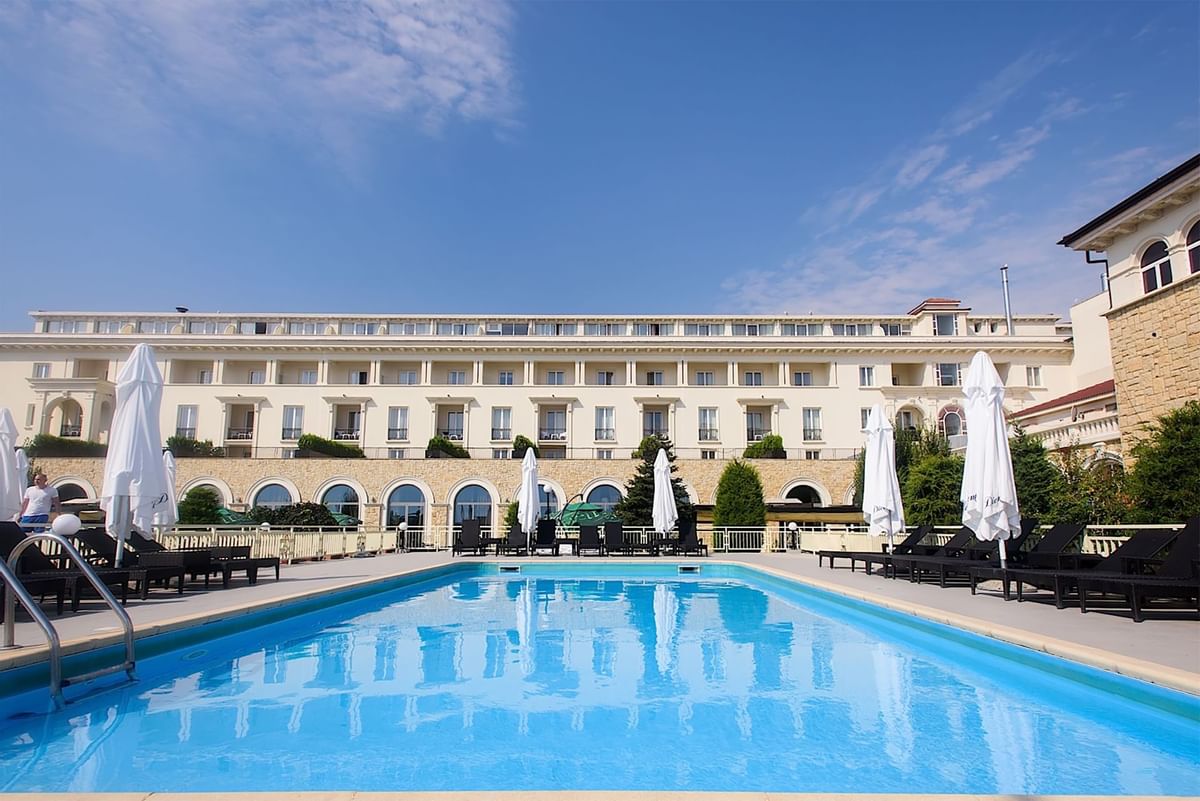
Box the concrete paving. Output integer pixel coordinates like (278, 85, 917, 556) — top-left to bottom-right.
(3, 550, 1197, 686)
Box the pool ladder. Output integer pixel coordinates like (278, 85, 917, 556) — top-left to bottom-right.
(1, 532, 137, 709)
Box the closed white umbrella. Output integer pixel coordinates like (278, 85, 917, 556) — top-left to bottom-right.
(516, 448, 540, 553)
(652, 448, 678, 535)
(153, 450, 179, 533)
(0, 408, 22, 522)
(862, 404, 905, 552)
(961, 351, 1021, 568)
(14, 448, 29, 499)
(100, 344, 169, 565)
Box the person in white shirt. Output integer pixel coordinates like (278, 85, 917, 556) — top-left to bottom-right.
(20, 472, 61, 532)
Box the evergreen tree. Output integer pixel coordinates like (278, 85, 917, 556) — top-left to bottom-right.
(1009, 426, 1058, 520)
(1127, 400, 1200, 522)
(615, 435, 695, 527)
(713, 460, 766, 527)
(903, 453, 965, 525)
(1047, 444, 1131, 524)
(177, 485, 223, 525)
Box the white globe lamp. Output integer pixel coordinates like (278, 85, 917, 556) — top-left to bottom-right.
(51, 514, 82, 537)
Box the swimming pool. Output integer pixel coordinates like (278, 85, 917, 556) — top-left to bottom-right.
(1, 562, 1197, 794)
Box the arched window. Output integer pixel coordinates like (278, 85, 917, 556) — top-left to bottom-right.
(586, 485, 623, 513)
(453, 484, 491, 525)
(252, 483, 293, 509)
(321, 484, 359, 520)
(939, 405, 966, 438)
(1140, 240, 1172, 293)
(786, 484, 823, 505)
(1187, 221, 1200, 275)
(539, 483, 560, 519)
(386, 485, 425, 529)
(55, 483, 89, 502)
(895, 406, 922, 431)
(184, 483, 222, 503)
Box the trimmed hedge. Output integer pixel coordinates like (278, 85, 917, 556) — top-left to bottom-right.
(167, 435, 224, 457)
(25, 433, 107, 458)
(744, 434, 786, 459)
(426, 435, 470, 458)
(296, 434, 365, 459)
(512, 434, 539, 459)
(713, 460, 766, 527)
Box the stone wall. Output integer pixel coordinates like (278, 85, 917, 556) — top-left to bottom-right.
(1106, 276, 1200, 453)
(37, 455, 857, 529)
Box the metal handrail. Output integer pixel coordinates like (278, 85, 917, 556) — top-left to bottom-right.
(2, 533, 136, 708)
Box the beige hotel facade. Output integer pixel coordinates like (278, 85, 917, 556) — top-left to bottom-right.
(0, 296, 1109, 541)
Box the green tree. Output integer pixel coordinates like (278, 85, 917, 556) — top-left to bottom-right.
(713, 460, 766, 527)
(904, 453, 965, 525)
(503, 501, 519, 531)
(852, 424, 949, 507)
(616, 435, 695, 527)
(743, 434, 786, 459)
(1048, 445, 1131, 524)
(511, 435, 539, 459)
(1126, 400, 1200, 522)
(177, 485, 223, 524)
(249, 502, 339, 528)
(1009, 426, 1058, 520)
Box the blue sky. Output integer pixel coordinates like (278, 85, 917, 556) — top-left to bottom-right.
(1, 1, 1197, 330)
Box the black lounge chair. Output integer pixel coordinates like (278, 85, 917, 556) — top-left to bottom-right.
(452, 519, 486, 556)
(498, 524, 528, 556)
(676, 520, 708, 557)
(873, 527, 976, 579)
(1004, 528, 1181, 609)
(817, 525, 932, 571)
(0, 522, 146, 611)
(1076, 518, 1199, 622)
(968, 522, 1087, 599)
(603, 522, 627, 556)
(74, 528, 187, 593)
(532, 519, 559, 556)
(578, 525, 603, 556)
(124, 531, 279, 588)
(893, 519, 1038, 588)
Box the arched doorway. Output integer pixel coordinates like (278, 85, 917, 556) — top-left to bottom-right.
(252, 483, 293, 509)
(586, 484, 623, 513)
(321, 484, 360, 520)
(453, 484, 492, 527)
(785, 484, 823, 506)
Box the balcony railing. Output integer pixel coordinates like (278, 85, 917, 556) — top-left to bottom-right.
(803, 428, 822, 441)
(539, 428, 567, 441)
(174, 427, 195, 439)
(594, 427, 615, 440)
(643, 428, 667, 438)
(59, 425, 82, 438)
(388, 427, 409, 440)
(746, 428, 767, 442)
(439, 429, 464, 441)
(698, 428, 720, 441)
(491, 428, 511, 441)
(333, 428, 361, 440)
(226, 428, 254, 440)
(281, 427, 303, 440)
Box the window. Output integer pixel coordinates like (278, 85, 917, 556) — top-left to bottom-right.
(240, 321, 269, 335)
(282, 406, 304, 439)
(339, 322, 377, 335)
(684, 322, 723, 335)
(498, 370, 514, 385)
(492, 449, 511, 459)
(489, 322, 530, 336)
(300, 369, 317, 385)
(933, 314, 958, 336)
(990, 321, 1000, 333)
(32, 363, 50, 379)
(137, 320, 170, 334)
(782, 322, 823, 336)
(175, 405, 197, 439)
(643, 410, 665, 437)
(701, 449, 717, 460)
(197, 368, 213, 385)
(453, 485, 491, 525)
(936, 363, 962, 386)
(858, 366, 875, 387)
(45, 319, 88, 334)
(388, 407, 409, 440)
(436, 322, 471, 336)
(1140, 241, 1173, 293)
(897, 408, 919, 430)
(793, 371, 813, 386)
(388, 322, 430, 335)
(25, 404, 35, 426)
(248, 370, 265, 385)
(97, 320, 126, 333)
(252, 483, 293, 509)
(288, 321, 322, 335)
(832, 323, 871, 336)
(695, 371, 714, 386)
(349, 370, 369, 385)
(397, 370, 418, 385)
(585, 322, 623, 336)
(491, 407, 511, 440)
(1026, 366, 1042, 387)
(804, 450, 821, 460)
(321, 484, 359, 519)
(745, 411, 765, 441)
(882, 323, 910, 336)
(743, 371, 763, 386)
(448, 370, 467, 385)
(732, 323, 772, 336)
(596, 370, 614, 385)
(646, 370, 663, 386)
(596, 449, 613, 460)
(595, 407, 615, 440)
(940, 407, 965, 437)
(546, 370, 565, 385)
(699, 408, 719, 441)
(1188, 221, 1200, 274)
(442, 411, 464, 440)
(802, 408, 822, 440)
(541, 409, 566, 439)
(533, 322, 574, 335)
(861, 408, 871, 430)
(633, 323, 672, 336)
(387, 448, 407, 460)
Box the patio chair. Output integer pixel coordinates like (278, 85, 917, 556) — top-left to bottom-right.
(817, 525, 932, 571)
(677, 520, 708, 557)
(74, 527, 187, 594)
(0, 521, 146, 611)
(578, 525, 603, 556)
(655, 521, 684, 556)
(968, 522, 1086, 599)
(603, 522, 627, 556)
(532, 519, 559, 556)
(452, 519, 486, 557)
(894, 518, 1038, 588)
(876, 527, 976, 579)
(123, 530, 219, 586)
(500, 523, 528, 556)
(1076, 517, 1199, 622)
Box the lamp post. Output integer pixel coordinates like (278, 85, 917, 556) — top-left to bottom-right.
(787, 521, 799, 550)
(397, 520, 409, 552)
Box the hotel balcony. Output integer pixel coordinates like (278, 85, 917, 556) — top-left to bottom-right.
(539, 427, 567, 442)
(746, 428, 769, 442)
(439, 428, 464, 441)
(643, 427, 668, 438)
(59, 425, 82, 438)
(333, 427, 361, 441)
(226, 427, 254, 441)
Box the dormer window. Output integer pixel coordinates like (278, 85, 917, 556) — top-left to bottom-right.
(1187, 221, 1200, 275)
(933, 314, 958, 336)
(240, 321, 269, 335)
(1140, 241, 1173, 293)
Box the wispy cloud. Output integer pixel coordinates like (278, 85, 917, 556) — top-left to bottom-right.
(937, 49, 1064, 138)
(0, 0, 519, 164)
(895, 144, 948, 189)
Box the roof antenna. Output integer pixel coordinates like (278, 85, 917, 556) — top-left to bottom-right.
(1000, 264, 1014, 335)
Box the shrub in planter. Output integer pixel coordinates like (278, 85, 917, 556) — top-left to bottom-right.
(511, 435, 539, 459)
(713, 460, 766, 527)
(177, 485, 223, 524)
(296, 434, 364, 459)
(744, 434, 786, 459)
(426, 435, 470, 458)
(249, 502, 339, 528)
(25, 433, 107, 458)
(167, 435, 223, 457)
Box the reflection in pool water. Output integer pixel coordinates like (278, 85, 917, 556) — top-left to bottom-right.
(0, 575, 1196, 794)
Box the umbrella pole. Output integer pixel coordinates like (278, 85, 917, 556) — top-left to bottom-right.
(111, 496, 130, 568)
(998, 538, 1008, 569)
(887, 531, 895, 554)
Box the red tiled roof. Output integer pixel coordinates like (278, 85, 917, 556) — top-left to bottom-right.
(1010, 379, 1116, 419)
(906, 298, 963, 315)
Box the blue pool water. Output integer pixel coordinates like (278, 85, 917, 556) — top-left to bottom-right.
(0, 564, 1197, 794)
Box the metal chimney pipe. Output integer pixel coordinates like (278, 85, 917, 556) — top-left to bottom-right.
(1000, 263, 1014, 335)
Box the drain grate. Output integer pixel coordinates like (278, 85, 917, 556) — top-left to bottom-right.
(677, 564, 701, 574)
(499, 564, 522, 573)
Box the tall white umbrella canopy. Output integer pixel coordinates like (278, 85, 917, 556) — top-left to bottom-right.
(862, 404, 905, 552)
(0, 408, 22, 522)
(14, 448, 29, 499)
(960, 351, 1021, 568)
(651, 448, 678, 535)
(516, 448, 540, 552)
(153, 450, 179, 532)
(100, 344, 170, 565)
